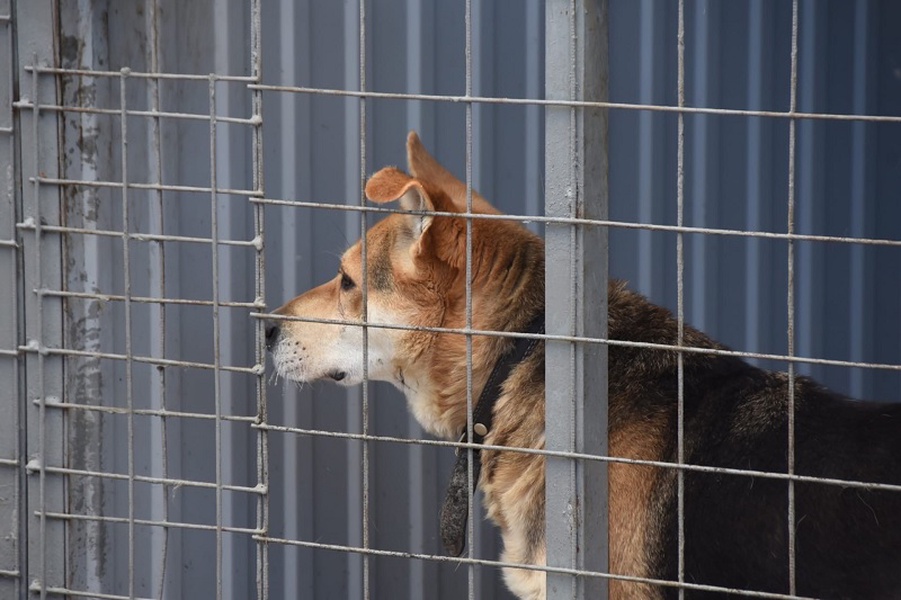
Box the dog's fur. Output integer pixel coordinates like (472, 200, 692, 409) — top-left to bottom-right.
(266, 132, 901, 599)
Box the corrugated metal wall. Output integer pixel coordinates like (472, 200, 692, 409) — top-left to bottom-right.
(0, 1, 22, 597)
(606, 0, 901, 402)
(5, 0, 899, 598)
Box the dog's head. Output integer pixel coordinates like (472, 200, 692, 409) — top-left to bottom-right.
(266, 132, 543, 437)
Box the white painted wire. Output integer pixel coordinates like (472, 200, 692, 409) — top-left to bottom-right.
(146, 1, 171, 595)
(464, 2, 476, 598)
(249, 0, 269, 596)
(786, 0, 800, 594)
(119, 66, 137, 600)
(358, 0, 370, 597)
(30, 52, 49, 600)
(208, 73, 225, 600)
(676, 1, 686, 597)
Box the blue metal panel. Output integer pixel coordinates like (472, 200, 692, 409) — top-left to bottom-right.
(33, 0, 901, 599)
(609, 0, 900, 399)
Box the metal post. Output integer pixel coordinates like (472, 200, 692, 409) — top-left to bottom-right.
(0, 2, 22, 598)
(249, 0, 269, 597)
(545, 1, 609, 599)
(17, 1, 66, 597)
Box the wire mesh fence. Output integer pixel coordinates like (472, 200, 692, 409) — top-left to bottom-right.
(2, 0, 900, 599)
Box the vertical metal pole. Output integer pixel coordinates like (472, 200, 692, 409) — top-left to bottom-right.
(0, 3, 21, 597)
(31, 54, 48, 600)
(545, 1, 608, 599)
(19, 1, 66, 591)
(464, 1, 477, 598)
(357, 1, 370, 598)
(208, 74, 224, 600)
(123, 70, 141, 599)
(249, 0, 268, 596)
(146, 1, 170, 595)
(119, 67, 137, 600)
(786, 1, 800, 595)
(675, 1, 686, 597)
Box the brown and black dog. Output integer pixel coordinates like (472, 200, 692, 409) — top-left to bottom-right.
(266, 132, 901, 599)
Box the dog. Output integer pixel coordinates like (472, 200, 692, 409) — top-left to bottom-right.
(265, 132, 901, 599)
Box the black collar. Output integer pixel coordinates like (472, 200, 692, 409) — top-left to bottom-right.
(439, 313, 545, 556)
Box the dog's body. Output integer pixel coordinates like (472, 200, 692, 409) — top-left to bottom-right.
(267, 133, 901, 599)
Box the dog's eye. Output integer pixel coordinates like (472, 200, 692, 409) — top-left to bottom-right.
(340, 272, 356, 291)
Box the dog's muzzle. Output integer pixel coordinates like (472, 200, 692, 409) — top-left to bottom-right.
(264, 322, 280, 351)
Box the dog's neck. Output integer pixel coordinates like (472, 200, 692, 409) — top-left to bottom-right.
(396, 371, 457, 438)
(395, 237, 546, 440)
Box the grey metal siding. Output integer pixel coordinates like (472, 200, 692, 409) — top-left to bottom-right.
(0, 1, 21, 596)
(2, 0, 899, 598)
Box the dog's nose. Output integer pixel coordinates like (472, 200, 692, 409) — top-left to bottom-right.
(264, 322, 280, 350)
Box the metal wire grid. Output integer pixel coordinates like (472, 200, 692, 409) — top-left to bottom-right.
(10, 1, 266, 598)
(5, 1, 899, 599)
(254, 2, 896, 599)
(254, 2, 897, 599)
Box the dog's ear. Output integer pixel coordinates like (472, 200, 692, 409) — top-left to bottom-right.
(365, 167, 463, 262)
(366, 167, 439, 238)
(406, 131, 502, 216)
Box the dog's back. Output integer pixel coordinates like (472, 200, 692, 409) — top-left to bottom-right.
(677, 380, 901, 598)
(607, 282, 901, 598)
